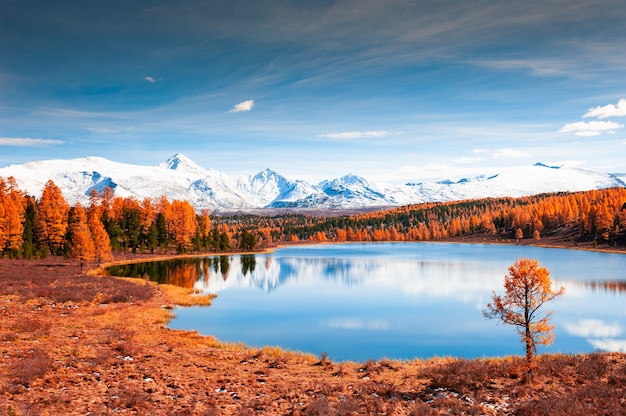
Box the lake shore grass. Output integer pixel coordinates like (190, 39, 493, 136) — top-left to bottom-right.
(2, 240, 626, 414)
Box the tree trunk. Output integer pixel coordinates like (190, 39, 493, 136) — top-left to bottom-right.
(524, 325, 534, 384)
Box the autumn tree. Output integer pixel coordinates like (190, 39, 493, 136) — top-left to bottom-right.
(0, 177, 26, 256)
(69, 202, 95, 270)
(198, 209, 212, 249)
(88, 209, 112, 265)
(168, 200, 198, 253)
(483, 258, 565, 383)
(36, 180, 70, 255)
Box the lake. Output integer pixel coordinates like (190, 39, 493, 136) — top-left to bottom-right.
(107, 242, 626, 362)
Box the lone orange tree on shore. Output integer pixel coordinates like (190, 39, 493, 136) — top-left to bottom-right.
(483, 258, 565, 383)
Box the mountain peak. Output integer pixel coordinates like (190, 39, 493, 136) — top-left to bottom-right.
(158, 154, 206, 174)
(534, 162, 560, 169)
(254, 168, 280, 179)
(322, 173, 369, 188)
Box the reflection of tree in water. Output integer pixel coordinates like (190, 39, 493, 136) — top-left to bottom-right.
(208, 257, 231, 280)
(570, 280, 626, 295)
(203, 261, 210, 285)
(166, 259, 199, 288)
(241, 254, 256, 276)
(220, 256, 231, 281)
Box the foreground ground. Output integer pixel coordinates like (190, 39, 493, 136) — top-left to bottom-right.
(2, 246, 626, 415)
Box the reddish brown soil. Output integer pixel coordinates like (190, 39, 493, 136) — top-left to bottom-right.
(2, 242, 626, 415)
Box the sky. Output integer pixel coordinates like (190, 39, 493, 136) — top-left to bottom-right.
(1, 0, 626, 184)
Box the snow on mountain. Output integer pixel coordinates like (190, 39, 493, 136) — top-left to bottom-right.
(157, 153, 208, 176)
(402, 164, 626, 204)
(0, 154, 623, 211)
(236, 169, 320, 207)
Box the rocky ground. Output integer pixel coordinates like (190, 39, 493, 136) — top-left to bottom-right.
(2, 241, 626, 415)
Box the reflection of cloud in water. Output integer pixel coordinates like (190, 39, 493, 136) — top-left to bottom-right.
(564, 318, 626, 353)
(565, 319, 622, 338)
(195, 256, 626, 318)
(588, 339, 626, 353)
(195, 256, 503, 303)
(325, 318, 389, 331)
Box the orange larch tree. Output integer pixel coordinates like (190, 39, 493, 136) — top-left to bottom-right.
(198, 209, 212, 248)
(36, 180, 70, 255)
(0, 177, 26, 255)
(140, 197, 156, 236)
(88, 208, 113, 266)
(168, 200, 198, 252)
(69, 202, 95, 270)
(483, 258, 565, 383)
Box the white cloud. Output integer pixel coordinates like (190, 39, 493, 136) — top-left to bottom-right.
(0, 137, 65, 147)
(319, 130, 392, 139)
(145, 76, 156, 83)
(229, 99, 255, 113)
(564, 319, 622, 338)
(558, 120, 624, 136)
(492, 148, 529, 159)
(583, 98, 626, 119)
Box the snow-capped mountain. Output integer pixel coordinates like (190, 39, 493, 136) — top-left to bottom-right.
(0, 154, 624, 211)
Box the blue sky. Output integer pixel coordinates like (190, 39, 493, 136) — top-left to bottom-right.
(1, 0, 625, 183)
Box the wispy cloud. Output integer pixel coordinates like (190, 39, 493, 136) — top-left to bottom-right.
(583, 98, 626, 119)
(454, 156, 484, 164)
(558, 120, 624, 136)
(87, 126, 135, 134)
(230, 100, 255, 113)
(0, 137, 65, 147)
(492, 148, 529, 159)
(145, 76, 156, 83)
(318, 130, 392, 139)
(470, 58, 572, 77)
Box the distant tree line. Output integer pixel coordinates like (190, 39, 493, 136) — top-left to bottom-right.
(214, 187, 626, 247)
(1, 175, 625, 264)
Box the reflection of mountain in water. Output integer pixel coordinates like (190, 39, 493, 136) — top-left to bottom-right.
(195, 255, 513, 300)
(107, 254, 626, 299)
(196, 256, 381, 294)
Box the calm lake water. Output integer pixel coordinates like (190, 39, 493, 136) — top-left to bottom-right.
(107, 243, 626, 362)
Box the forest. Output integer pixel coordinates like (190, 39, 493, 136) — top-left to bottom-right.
(1, 176, 626, 263)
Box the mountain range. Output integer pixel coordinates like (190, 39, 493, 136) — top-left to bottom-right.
(0, 154, 624, 212)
